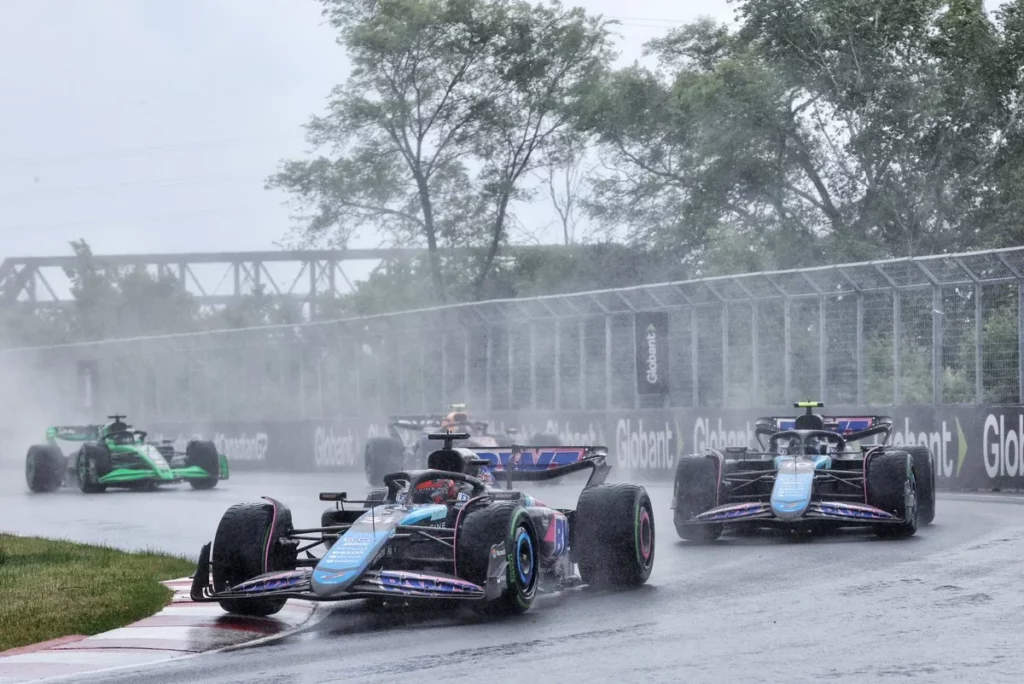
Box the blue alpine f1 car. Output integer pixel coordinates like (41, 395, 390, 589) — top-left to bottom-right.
(190, 432, 655, 617)
(672, 402, 936, 542)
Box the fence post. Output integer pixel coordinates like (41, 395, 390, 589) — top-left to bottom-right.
(463, 328, 470, 408)
(721, 304, 729, 405)
(507, 324, 514, 410)
(530, 321, 537, 410)
(554, 318, 562, 412)
(783, 298, 791, 403)
(893, 292, 901, 405)
(932, 286, 943, 406)
(441, 331, 448, 408)
(485, 327, 493, 412)
(604, 315, 613, 411)
(856, 295, 864, 405)
(690, 307, 699, 407)
(819, 297, 827, 403)
(578, 318, 586, 408)
(975, 285, 984, 403)
(751, 302, 759, 406)
(1019, 282, 1024, 404)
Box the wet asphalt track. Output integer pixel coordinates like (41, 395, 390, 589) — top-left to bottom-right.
(4, 468, 1024, 683)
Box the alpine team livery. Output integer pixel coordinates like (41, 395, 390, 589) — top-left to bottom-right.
(24, 414, 229, 494)
(672, 402, 936, 542)
(363, 403, 561, 485)
(191, 432, 653, 617)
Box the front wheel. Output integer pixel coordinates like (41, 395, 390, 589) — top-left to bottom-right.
(26, 444, 64, 493)
(456, 502, 539, 615)
(212, 499, 298, 616)
(866, 449, 919, 540)
(903, 445, 935, 525)
(573, 483, 655, 589)
(77, 444, 111, 494)
(672, 456, 722, 543)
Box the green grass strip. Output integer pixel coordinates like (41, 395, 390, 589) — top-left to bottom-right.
(0, 534, 195, 652)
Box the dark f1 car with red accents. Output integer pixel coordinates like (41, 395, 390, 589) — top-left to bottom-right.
(191, 432, 655, 617)
(672, 402, 936, 542)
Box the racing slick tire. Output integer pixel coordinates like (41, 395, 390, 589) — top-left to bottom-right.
(865, 449, 919, 539)
(672, 456, 722, 543)
(185, 440, 220, 490)
(901, 445, 935, 525)
(76, 444, 111, 494)
(456, 502, 539, 615)
(364, 437, 405, 486)
(212, 500, 298, 616)
(573, 484, 655, 589)
(25, 444, 64, 493)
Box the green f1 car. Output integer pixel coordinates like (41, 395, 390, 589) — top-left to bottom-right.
(25, 415, 229, 494)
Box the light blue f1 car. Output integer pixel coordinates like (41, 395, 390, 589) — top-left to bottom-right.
(191, 432, 655, 617)
(672, 402, 936, 542)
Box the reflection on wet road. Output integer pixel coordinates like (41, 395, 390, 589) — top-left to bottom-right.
(4, 468, 1024, 683)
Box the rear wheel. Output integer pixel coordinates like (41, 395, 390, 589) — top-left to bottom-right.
(456, 502, 538, 615)
(364, 437, 405, 486)
(77, 444, 111, 494)
(673, 456, 722, 542)
(866, 449, 919, 539)
(573, 484, 655, 589)
(186, 440, 220, 490)
(212, 499, 298, 616)
(25, 444, 64, 493)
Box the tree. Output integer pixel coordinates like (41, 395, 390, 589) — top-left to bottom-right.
(579, 1, 1014, 269)
(269, 0, 613, 303)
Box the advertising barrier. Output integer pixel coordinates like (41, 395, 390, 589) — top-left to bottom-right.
(142, 404, 1024, 491)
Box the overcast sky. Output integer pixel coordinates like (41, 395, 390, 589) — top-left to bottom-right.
(0, 0, 1004, 295)
(0, 0, 738, 266)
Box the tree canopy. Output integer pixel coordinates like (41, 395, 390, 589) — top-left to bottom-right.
(6, 0, 1024, 347)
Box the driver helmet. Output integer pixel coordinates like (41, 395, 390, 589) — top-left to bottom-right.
(804, 435, 827, 455)
(414, 478, 460, 504)
(440, 409, 470, 431)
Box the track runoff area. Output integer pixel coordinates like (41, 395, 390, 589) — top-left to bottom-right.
(2, 459, 1024, 684)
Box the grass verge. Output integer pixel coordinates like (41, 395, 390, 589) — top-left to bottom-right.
(0, 534, 194, 652)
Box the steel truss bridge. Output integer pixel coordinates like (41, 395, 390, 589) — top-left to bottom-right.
(0, 246, 561, 316)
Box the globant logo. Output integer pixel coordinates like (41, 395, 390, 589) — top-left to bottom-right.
(890, 416, 966, 478)
(692, 417, 754, 453)
(616, 419, 677, 470)
(314, 426, 359, 467)
(645, 325, 658, 384)
(983, 413, 1024, 478)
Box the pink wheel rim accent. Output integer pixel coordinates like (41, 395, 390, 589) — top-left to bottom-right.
(639, 508, 652, 561)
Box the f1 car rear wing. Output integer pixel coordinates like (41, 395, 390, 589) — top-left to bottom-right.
(753, 402, 893, 448)
(388, 415, 491, 434)
(469, 445, 611, 489)
(46, 425, 102, 443)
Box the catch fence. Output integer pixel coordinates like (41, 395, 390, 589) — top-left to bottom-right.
(3, 246, 1023, 423)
